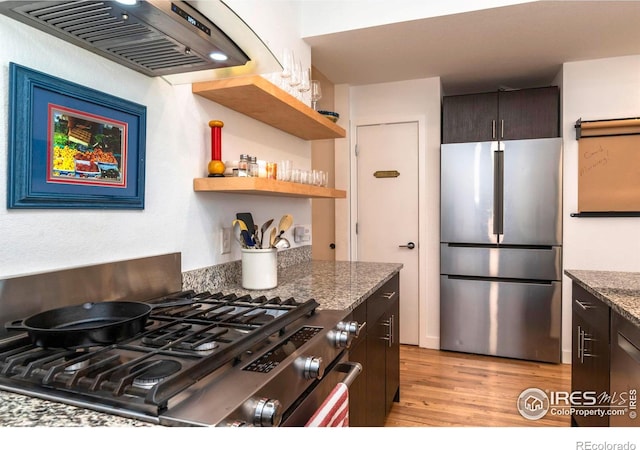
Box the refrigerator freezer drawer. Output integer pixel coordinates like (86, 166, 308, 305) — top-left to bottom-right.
(440, 276, 562, 363)
(440, 244, 562, 281)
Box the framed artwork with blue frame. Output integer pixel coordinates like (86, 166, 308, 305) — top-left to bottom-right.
(7, 62, 146, 209)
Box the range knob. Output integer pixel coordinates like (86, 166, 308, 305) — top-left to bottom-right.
(330, 329, 351, 348)
(302, 356, 324, 380)
(253, 398, 282, 427)
(337, 321, 360, 337)
(218, 420, 249, 427)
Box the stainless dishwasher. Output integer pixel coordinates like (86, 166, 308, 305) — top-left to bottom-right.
(610, 311, 640, 427)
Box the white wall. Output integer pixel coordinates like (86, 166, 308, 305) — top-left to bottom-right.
(0, 7, 312, 278)
(337, 77, 442, 348)
(299, 0, 530, 36)
(225, 0, 310, 73)
(560, 54, 640, 361)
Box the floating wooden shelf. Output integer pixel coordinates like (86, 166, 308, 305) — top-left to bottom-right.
(192, 75, 346, 141)
(193, 177, 347, 199)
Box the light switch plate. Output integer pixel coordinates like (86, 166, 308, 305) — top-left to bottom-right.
(221, 227, 231, 254)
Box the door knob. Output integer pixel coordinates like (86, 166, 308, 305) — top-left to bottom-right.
(399, 242, 415, 249)
(329, 243, 336, 249)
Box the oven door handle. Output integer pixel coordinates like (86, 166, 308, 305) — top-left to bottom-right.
(335, 362, 363, 388)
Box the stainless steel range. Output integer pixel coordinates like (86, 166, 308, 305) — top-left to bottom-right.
(0, 254, 361, 427)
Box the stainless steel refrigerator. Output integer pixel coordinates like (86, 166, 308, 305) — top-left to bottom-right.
(440, 137, 562, 363)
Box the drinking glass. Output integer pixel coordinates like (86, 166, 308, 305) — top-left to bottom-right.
(310, 80, 322, 110)
(279, 160, 292, 181)
(291, 169, 301, 183)
(322, 171, 329, 187)
(312, 170, 322, 186)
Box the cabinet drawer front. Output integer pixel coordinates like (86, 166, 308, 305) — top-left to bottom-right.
(441, 244, 562, 280)
(440, 276, 562, 363)
(572, 283, 610, 331)
(367, 274, 400, 324)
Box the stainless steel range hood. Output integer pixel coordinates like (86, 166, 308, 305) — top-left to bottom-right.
(0, 0, 281, 82)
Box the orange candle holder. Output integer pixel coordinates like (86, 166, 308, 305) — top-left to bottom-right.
(207, 120, 225, 177)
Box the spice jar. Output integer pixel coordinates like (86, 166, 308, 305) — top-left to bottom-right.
(237, 154, 249, 177)
(248, 155, 259, 177)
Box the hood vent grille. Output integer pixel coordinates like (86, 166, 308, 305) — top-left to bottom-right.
(0, 1, 250, 77)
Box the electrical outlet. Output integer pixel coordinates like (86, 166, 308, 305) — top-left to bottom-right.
(293, 224, 311, 243)
(221, 227, 231, 254)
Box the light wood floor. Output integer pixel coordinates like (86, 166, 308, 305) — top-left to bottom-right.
(384, 345, 572, 427)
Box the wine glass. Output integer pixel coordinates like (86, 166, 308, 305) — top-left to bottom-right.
(297, 68, 310, 104)
(310, 80, 322, 111)
(280, 48, 293, 90)
(288, 59, 301, 96)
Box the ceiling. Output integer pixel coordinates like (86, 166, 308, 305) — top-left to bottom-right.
(304, 1, 640, 95)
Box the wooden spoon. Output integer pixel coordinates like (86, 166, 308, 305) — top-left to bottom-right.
(269, 227, 277, 248)
(277, 214, 293, 237)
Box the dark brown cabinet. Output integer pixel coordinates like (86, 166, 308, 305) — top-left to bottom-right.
(442, 87, 559, 143)
(347, 300, 368, 427)
(348, 273, 400, 427)
(571, 283, 611, 427)
(610, 311, 640, 426)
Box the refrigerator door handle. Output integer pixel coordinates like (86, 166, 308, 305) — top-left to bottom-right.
(493, 150, 504, 238)
(445, 274, 553, 285)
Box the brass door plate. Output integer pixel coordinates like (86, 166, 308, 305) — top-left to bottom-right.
(373, 170, 400, 178)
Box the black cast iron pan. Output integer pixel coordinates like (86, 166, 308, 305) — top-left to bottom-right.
(5, 298, 196, 348)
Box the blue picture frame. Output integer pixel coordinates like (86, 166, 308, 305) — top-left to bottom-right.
(7, 63, 146, 209)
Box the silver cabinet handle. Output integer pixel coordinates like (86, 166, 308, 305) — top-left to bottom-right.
(577, 325, 583, 362)
(381, 291, 396, 300)
(380, 319, 391, 345)
(501, 119, 504, 139)
(380, 316, 394, 348)
(492, 119, 496, 140)
(575, 298, 593, 310)
(578, 326, 595, 363)
(390, 314, 394, 347)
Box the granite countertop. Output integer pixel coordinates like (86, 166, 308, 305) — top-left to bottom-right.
(1, 260, 402, 428)
(0, 391, 153, 427)
(564, 269, 640, 327)
(220, 260, 404, 311)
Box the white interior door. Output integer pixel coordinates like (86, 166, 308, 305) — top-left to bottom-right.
(356, 121, 420, 345)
